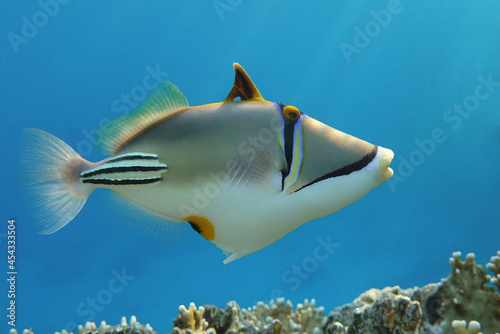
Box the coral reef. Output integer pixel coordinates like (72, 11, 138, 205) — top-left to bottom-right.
(322, 251, 500, 334)
(323, 286, 422, 333)
(423, 251, 500, 333)
(172, 298, 323, 334)
(8, 316, 156, 334)
(11, 251, 500, 334)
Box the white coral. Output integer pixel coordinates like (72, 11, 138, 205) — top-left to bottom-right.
(451, 320, 481, 334)
(177, 302, 210, 332)
(486, 251, 500, 291)
(51, 315, 152, 334)
(238, 298, 323, 333)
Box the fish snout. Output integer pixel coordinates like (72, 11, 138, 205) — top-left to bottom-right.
(379, 147, 394, 180)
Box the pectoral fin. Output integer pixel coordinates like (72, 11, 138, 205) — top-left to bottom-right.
(224, 140, 286, 194)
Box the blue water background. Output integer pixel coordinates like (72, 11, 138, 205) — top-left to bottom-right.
(2, 1, 500, 333)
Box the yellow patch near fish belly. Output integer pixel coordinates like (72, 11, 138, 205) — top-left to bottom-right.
(184, 216, 215, 241)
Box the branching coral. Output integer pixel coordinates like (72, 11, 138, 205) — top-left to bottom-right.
(243, 298, 323, 333)
(51, 316, 155, 334)
(172, 302, 213, 334)
(172, 298, 323, 334)
(9, 330, 34, 334)
(172, 300, 275, 334)
(68, 315, 155, 334)
(486, 251, 500, 292)
(425, 252, 500, 333)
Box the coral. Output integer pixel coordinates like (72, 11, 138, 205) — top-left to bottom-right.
(11, 250, 500, 334)
(172, 298, 323, 334)
(172, 303, 212, 334)
(323, 251, 500, 334)
(451, 320, 481, 334)
(242, 298, 323, 334)
(424, 252, 500, 333)
(9, 330, 34, 334)
(202, 302, 242, 334)
(322, 321, 346, 334)
(486, 251, 500, 292)
(36, 316, 155, 334)
(323, 286, 422, 333)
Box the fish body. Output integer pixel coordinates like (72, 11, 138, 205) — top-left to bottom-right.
(23, 64, 394, 263)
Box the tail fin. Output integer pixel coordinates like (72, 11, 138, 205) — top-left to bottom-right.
(21, 128, 95, 234)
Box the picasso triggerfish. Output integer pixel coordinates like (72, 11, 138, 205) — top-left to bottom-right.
(23, 64, 394, 263)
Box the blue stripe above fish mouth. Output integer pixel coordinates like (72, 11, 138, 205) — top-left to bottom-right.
(21, 63, 394, 263)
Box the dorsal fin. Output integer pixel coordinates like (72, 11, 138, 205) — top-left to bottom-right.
(96, 81, 189, 154)
(225, 63, 264, 102)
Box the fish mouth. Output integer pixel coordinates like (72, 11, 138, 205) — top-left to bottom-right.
(379, 147, 394, 180)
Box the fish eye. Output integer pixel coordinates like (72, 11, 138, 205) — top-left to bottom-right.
(282, 105, 300, 121)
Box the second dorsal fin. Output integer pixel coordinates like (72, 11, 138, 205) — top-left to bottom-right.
(96, 81, 189, 154)
(225, 63, 264, 102)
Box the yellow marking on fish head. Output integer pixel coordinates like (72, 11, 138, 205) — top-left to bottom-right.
(184, 216, 215, 241)
(282, 105, 300, 121)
